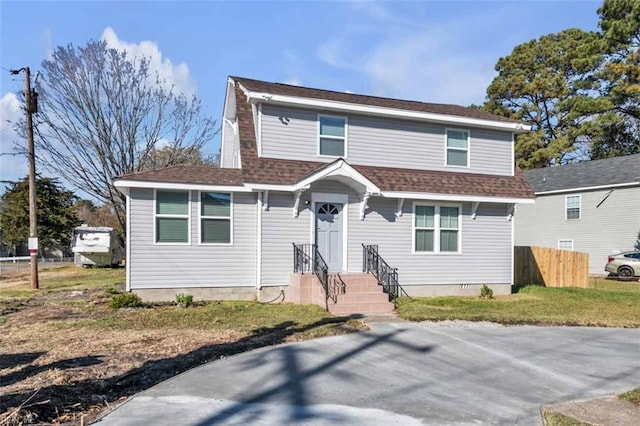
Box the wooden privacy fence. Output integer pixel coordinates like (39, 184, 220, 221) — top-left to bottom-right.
(514, 246, 589, 288)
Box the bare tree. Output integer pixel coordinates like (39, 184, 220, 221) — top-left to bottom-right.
(24, 40, 217, 231)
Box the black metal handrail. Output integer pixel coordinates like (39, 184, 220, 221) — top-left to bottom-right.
(293, 243, 330, 310)
(362, 244, 408, 302)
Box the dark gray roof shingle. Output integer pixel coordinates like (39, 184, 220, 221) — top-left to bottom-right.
(523, 154, 640, 193)
(232, 76, 522, 124)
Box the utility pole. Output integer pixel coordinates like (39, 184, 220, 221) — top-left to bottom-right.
(11, 66, 39, 289)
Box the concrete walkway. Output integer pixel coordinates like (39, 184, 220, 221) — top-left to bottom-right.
(95, 322, 640, 425)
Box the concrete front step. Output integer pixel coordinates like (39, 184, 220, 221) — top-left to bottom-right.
(336, 292, 390, 304)
(329, 302, 395, 315)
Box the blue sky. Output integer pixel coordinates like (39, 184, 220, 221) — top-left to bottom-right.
(1, 0, 601, 188)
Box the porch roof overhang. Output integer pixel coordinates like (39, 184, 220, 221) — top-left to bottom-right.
(244, 158, 382, 195)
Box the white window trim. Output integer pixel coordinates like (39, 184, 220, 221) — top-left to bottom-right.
(444, 128, 470, 168)
(198, 191, 233, 246)
(154, 189, 191, 246)
(412, 202, 462, 255)
(565, 194, 581, 220)
(317, 114, 348, 158)
(558, 239, 574, 251)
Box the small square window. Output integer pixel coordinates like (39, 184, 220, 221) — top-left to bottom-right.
(566, 195, 580, 220)
(446, 129, 469, 167)
(155, 191, 189, 243)
(200, 192, 231, 244)
(558, 240, 573, 251)
(319, 116, 346, 157)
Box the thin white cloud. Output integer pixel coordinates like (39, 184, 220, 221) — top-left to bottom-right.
(101, 27, 195, 95)
(0, 92, 27, 181)
(315, 2, 502, 106)
(283, 77, 301, 86)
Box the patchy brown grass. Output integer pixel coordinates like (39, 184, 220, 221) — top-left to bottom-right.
(0, 267, 366, 425)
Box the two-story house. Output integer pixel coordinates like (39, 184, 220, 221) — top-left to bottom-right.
(515, 154, 640, 275)
(114, 76, 535, 313)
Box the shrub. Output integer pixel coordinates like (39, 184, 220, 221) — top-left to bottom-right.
(479, 284, 494, 300)
(176, 293, 194, 308)
(110, 292, 143, 309)
(104, 287, 120, 295)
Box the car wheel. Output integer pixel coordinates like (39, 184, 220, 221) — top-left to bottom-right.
(617, 266, 634, 278)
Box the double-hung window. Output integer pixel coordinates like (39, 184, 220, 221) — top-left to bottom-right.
(318, 115, 347, 157)
(155, 190, 189, 243)
(200, 192, 231, 244)
(565, 195, 580, 220)
(446, 129, 469, 167)
(414, 204, 461, 253)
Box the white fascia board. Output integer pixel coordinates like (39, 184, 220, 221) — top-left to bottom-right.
(114, 180, 251, 192)
(244, 183, 301, 192)
(380, 190, 535, 204)
(295, 160, 381, 193)
(534, 181, 640, 196)
(245, 91, 531, 133)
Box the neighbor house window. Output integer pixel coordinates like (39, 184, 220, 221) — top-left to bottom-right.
(155, 190, 189, 243)
(445, 129, 469, 167)
(566, 195, 581, 220)
(414, 204, 461, 253)
(558, 240, 573, 250)
(200, 192, 231, 244)
(318, 115, 346, 157)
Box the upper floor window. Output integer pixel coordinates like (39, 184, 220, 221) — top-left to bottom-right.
(414, 203, 461, 253)
(318, 115, 347, 157)
(445, 129, 469, 167)
(200, 192, 232, 244)
(566, 195, 580, 220)
(155, 190, 189, 244)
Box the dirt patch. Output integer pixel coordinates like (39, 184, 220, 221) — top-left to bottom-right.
(0, 288, 364, 425)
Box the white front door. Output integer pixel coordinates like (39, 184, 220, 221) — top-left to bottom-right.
(315, 202, 343, 272)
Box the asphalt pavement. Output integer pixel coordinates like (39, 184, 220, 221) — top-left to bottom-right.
(95, 322, 640, 425)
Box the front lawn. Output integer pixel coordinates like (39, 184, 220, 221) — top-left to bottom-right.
(0, 265, 366, 425)
(396, 279, 640, 327)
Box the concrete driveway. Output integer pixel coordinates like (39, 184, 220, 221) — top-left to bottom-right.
(96, 322, 640, 425)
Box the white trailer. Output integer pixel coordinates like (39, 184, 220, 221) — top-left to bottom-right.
(72, 226, 123, 267)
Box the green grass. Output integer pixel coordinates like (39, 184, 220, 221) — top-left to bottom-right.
(620, 386, 640, 407)
(0, 265, 125, 300)
(54, 301, 362, 338)
(397, 281, 640, 327)
(542, 410, 592, 426)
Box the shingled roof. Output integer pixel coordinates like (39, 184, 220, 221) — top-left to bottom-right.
(523, 154, 640, 193)
(234, 81, 534, 200)
(116, 165, 244, 186)
(116, 78, 534, 201)
(233, 76, 521, 125)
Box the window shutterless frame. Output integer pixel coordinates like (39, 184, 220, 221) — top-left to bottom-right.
(558, 239, 574, 250)
(444, 128, 470, 168)
(154, 189, 191, 245)
(198, 191, 233, 245)
(317, 114, 348, 158)
(412, 202, 462, 254)
(565, 194, 581, 220)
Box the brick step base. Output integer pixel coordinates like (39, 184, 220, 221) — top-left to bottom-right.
(288, 272, 395, 315)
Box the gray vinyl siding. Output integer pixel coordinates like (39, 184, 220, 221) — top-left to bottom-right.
(514, 186, 640, 274)
(351, 199, 512, 285)
(260, 104, 513, 176)
(259, 181, 513, 286)
(129, 188, 257, 288)
(220, 119, 235, 168)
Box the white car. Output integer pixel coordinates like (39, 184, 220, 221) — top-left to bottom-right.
(605, 251, 640, 278)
